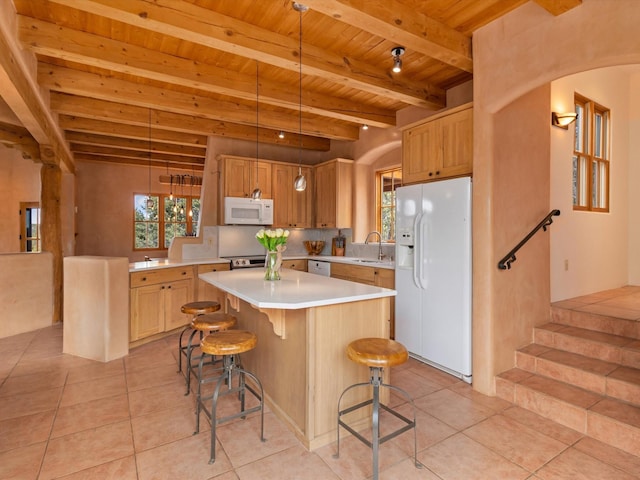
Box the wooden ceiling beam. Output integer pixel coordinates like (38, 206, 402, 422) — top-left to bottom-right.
(44, 0, 444, 108)
(64, 131, 206, 158)
(73, 152, 204, 171)
(21, 16, 396, 128)
(51, 94, 334, 149)
(59, 116, 208, 147)
(39, 64, 356, 140)
(304, 0, 473, 72)
(0, 120, 41, 160)
(0, 16, 73, 170)
(69, 143, 204, 164)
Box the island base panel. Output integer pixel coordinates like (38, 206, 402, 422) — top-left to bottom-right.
(232, 296, 390, 450)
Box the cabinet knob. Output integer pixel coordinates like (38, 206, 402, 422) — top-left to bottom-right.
(435, 170, 440, 175)
(182, 271, 186, 275)
(142, 277, 147, 281)
(429, 172, 433, 176)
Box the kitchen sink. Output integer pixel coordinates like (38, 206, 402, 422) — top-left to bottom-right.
(351, 259, 384, 264)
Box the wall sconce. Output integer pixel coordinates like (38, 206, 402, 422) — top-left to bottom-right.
(551, 112, 578, 129)
(391, 46, 405, 73)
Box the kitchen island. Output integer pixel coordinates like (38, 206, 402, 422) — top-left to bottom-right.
(199, 268, 396, 450)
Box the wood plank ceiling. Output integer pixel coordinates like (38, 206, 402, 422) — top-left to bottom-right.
(1, 0, 581, 171)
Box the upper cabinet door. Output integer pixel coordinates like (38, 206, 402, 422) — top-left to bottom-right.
(402, 104, 473, 185)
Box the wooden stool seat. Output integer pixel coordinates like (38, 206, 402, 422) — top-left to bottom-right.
(192, 313, 236, 332)
(346, 338, 408, 369)
(201, 330, 257, 357)
(181, 301, 221, 316)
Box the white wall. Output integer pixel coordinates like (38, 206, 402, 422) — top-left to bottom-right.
(550, 67, 635, 300)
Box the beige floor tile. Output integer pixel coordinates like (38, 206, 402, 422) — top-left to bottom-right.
(448, 381, 513, 412)
(0, 371, 67, 397)
(59, 374, 127, 408)
(51, 393, 130, 438)
(384, 402, 456, 456)
(128, 381, 194, 418)
(131, 403, 203, 452)
(126, 362, 184, 392)
(0, 441, 47, 480)
(379, 457, 440, 479)
(414, 389, 496, 430)
(65, 359, 125, 385)
(39, 420, 134, 480)
(500, 406, 583, 445)
(0, 410, 55, 453)
(316, 430, 409, 480)
(216, 411, 297, 468)
(0, 387, 62, 422)
(418, 433, 529, 479)
(536, 447, 637, 480)
(389, 369, 445, 400)
(135, 433, 232, 480)
(53, 456, 137, 480)
(235, 444, 340, 480)
(463, 414, 568, 471)
(573, 437, 640, 478)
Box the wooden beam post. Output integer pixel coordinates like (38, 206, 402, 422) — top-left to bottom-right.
(40, 151, 63, 324)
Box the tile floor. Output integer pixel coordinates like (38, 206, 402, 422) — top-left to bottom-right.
(1, 314, 640, 479)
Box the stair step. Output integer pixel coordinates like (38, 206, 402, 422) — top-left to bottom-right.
(516, 345, 640, 406)
(496, 369, 640, 457)
(534, 323, 639, 366)
(551, 304, 640, 339)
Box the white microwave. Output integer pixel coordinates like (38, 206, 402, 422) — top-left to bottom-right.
(223, 197, 273, 225)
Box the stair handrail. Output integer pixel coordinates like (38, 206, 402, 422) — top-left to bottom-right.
(497, 209, 560, 270)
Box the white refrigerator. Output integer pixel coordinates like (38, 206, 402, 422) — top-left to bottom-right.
(394, 177, 472, 383)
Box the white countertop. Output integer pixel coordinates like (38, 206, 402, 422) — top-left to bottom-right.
(199, 268, 396, 310)
(129, 255, 394, 273)
(129, 258, 230, 272)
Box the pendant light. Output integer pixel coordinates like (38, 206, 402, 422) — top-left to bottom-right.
(145, 109, 154, 209)
(293, 2, 307, 192)
(251, 60, 262, 200)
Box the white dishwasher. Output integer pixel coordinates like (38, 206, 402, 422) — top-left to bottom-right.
(308, 260, 331, 277)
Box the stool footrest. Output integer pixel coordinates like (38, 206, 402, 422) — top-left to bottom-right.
(338, 399, 415, 448)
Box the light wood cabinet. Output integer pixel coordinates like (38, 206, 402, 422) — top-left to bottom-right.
(330, 263, 395, 338)
(282, 258, 307, 271)
(402, 103, 472, 185)
(272, 163, 313, 228)
(130, 266, 195, 342)
(196, 263, 231, 305)
(220, 155, 272, 199)
(314, 158, 353, 228)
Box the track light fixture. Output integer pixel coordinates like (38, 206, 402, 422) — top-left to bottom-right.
(362, 124, 369, 130)
(391, 46, 405, 73)
(278, 131, 285, 139)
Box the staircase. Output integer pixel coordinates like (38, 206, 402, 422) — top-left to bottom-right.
(496, 296, 640, 458)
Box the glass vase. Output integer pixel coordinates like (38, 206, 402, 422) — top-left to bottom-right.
(264, 250, 281, 281)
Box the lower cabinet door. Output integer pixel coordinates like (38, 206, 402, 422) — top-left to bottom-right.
(163, 279, 193, 331)
(130, 284, 164, 341)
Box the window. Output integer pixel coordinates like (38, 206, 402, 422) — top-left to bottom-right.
(20, 202, 41, 252)
(376, 168, 402, 242)
(134, 194, 200, 250)
(573, 94, 610, 212)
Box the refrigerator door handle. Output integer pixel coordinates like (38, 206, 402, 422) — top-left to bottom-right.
(413, 212, 424, 290)
(417, 212, 428, 290)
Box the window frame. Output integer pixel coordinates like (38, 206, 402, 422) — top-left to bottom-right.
(20, 201, 41, 252)
(572, 93, 610, 213)
(133, 193, 200, 251)
(375, 167, 402, 243)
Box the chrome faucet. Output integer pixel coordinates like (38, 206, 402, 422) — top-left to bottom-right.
(364, 231, 384, 260)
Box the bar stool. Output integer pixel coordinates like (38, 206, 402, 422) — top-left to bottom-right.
(182, 312, 237, 395)
(334, 338, 421, 480)
(177, 301, 220, 391)
(194, 330, 265, 464)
